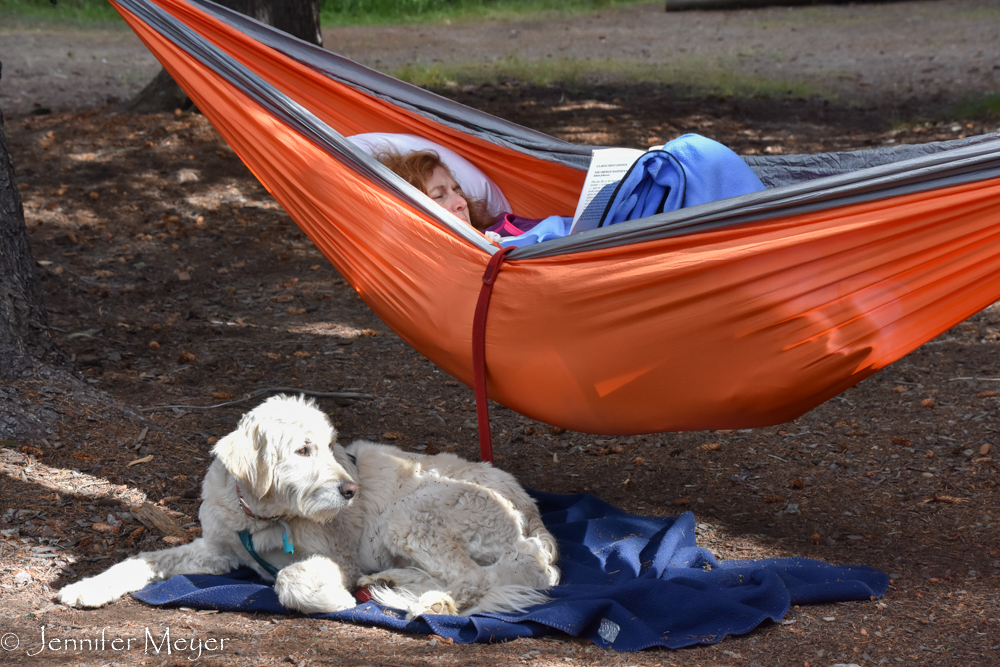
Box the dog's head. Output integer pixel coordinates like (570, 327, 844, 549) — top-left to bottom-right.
(212, 394, 358, 521)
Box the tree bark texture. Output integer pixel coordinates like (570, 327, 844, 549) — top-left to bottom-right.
(126, 0, 322, 113)
(0, 64, 138, 441)
(223, 0, 323, 46)
(0, 64, 62, 381)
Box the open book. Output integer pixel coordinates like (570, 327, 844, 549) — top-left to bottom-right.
(569, 146, 661, 234)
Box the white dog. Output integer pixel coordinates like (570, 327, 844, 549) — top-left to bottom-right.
(57, 394, 364, 614)
(58, 394, 559, 619)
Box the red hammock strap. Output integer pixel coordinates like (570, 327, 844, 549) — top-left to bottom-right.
(473, 246, 514, 464)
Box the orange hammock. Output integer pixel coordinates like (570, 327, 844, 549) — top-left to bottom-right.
(113, 0, 1000, 441)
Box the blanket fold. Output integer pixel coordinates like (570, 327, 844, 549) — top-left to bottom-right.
(133, 491, 888, 651)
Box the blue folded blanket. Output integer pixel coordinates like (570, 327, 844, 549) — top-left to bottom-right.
(133, 491, 888, 651)
(602, 133, 767, 226)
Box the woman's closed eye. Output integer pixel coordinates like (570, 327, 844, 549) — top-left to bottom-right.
(425, 165, 471, 225)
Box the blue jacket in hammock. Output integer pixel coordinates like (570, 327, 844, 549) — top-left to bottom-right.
(495, 133, 766, 248)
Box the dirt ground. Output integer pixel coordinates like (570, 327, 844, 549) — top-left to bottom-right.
(2, 1, 1000, 666)
(3, 0, 1000, 118)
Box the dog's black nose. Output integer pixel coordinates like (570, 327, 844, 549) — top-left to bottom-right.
(339, 481, 358, 500)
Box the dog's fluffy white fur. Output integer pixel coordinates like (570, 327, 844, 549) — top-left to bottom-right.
(349, 439, 559, 617)
(57, 394, 559, 619)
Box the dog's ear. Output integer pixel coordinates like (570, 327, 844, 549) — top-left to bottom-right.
(212, 423, 275, 498)
(246, 424, 277, 498)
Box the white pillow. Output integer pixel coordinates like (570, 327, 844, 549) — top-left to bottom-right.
(347, 132, 511, 217)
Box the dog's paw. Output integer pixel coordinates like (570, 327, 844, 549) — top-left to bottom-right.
(407, 591, 458, 619)
(57, 580, 121, 608)
(357, 573, 396, 589)
(275, 560, 356, 614)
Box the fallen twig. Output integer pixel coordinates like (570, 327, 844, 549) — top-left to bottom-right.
(923, 494, 964, 504)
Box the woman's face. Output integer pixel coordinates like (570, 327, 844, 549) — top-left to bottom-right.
(425, 165, 470, 225)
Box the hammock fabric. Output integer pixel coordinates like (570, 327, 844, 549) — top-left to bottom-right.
(111, 0, 1000, 438)
(132, 491, 889, 650)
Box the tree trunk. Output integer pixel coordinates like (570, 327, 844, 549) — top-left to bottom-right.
(1, 64, 142, 441)
(0, 61, 78, 440)
(126, 0, 322, 113)
(224, 0, 323, 46)
(0, 67, 62, 381)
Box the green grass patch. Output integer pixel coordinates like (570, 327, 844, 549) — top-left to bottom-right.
(1, 0, 654, 28)
(0, 0, 124, 27)
(321, 0, 651, 27)
(391, 56, 820, 100)
(951, 93, 1000, 120)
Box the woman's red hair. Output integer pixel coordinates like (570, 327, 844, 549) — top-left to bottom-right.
(375, 149, 492, 229)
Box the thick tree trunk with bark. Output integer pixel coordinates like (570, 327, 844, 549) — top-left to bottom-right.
(0, 68, 62, 381)
(0, 61, 94, 441)
(0, 63, 142, 443)
(225, 0, 323, 46)
(126, 0, 322, 113)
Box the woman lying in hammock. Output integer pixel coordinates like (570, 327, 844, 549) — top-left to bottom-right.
(373, 134, 767, 248)
(375, 148, 572, 248)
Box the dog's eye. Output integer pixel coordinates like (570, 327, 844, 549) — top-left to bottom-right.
(295, 446, 311, 456)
